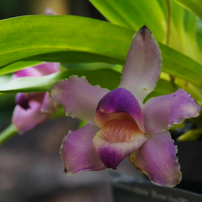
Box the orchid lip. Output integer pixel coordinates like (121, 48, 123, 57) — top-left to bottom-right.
(94, 111, 134, 129)
(94, 88, 145, 133)
(101, 119, 143, 143)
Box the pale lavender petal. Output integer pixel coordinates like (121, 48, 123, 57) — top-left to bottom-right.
(12, 100, 49, 134)
(12, 67, 42, 80)
(130, 132, 182, 187)
(61, 124, 106, 174)
(50, 76, 109, 125)
(34, 62, 60, 75)
(15, 92, 44, 109)
(45, 8, 56, 15)
(144, 88, 201, 134)
(119, 26, 161, 103)
(93, 126, 147, 169)
(95, 88, 145, 132)
(41, 92, 57, 113)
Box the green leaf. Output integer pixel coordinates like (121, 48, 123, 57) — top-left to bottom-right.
(174, 0, 202, 20)
(62, 62, 114, 70)
(0, 61, 43, 76)
(0, 66, 178, 101)
(159, 43, 202, 86)
(0, 74, 12, 87)
(0, 15, 130, 68)
(0, 15, 202, 87)
(90, 0, 167, 42)
(78, 120, 86, 129)
(90, 0, 202, 64)
(0, 69, 121, 92)
(168, 0, 202, 64)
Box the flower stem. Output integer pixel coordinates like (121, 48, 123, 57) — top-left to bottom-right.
(0, 124, 18, 145)
(166, 0, 170, 46)
(166, 0, 175, 82)
(177, 128, 202, 141)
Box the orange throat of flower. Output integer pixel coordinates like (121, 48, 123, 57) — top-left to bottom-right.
(101, 119, 143, 143)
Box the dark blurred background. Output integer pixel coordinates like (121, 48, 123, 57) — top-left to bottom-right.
(0, 1, 145, 202)
(0, 0, 105, 20)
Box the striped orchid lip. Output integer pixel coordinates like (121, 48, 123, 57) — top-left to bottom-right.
(50, 26, 201, 187)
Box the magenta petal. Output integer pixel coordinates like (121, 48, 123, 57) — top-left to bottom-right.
(41, 92, 57, 113)
(96, 88, 145, 132)
(130, 132, 181, 187)
(61, 124, 106, 174)
(144, 89, 201, 133)
(15, 92, 44, 109)
(50, 76, 109, 125)
(33, 62, 60, 75)
(15, 93, 31, 109)
(12, 67, 42, 80)
(119, 26, 161, 103)
(12, 100, 49, 134)
(93, 129, 147, 169)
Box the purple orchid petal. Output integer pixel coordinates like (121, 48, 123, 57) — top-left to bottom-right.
(33, 62, 60, 75)
(41, 92, 57, 113)
(129, 131, 181, 187)
(61, 124, 106, 174)
(15, 92, 45, 109)
(12, 100, 49, 134)
(119, 26, 161, 103)
(12, 67, 42, 80)
(93, 120, 147, 169)
(144, 88, 201, 134)
(95, 88, 145, 132)
(50, 76, 109, 125)
(15, 93, 31, 109)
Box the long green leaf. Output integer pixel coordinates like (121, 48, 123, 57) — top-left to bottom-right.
(90, 0, 202, 64)
(0, 67, 178, 100)
(159, 43, 202, 86)
(0, 15, 130, 67)
(174, 0, 202, 20)
(1, 15, 202, 87)
(0, 61, 43, 76)
(0, 69, 121, 92)
(90, 0, 166, 42)
(168, 0, 202, 64)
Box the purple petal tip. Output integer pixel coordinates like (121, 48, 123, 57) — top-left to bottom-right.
(139, 25, 152, 40)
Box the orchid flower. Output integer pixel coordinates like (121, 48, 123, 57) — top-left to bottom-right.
(12, 62, 60, 134)
(11, 9, 59, 135)
(50, 26, 201, 187)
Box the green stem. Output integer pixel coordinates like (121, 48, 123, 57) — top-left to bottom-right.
(177, 128, 202, 141)
(166, 0, 175, 83)
(166, 0, 170, 46)
(0, 124, 18, 145)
